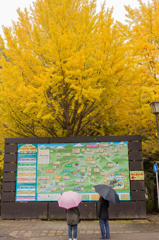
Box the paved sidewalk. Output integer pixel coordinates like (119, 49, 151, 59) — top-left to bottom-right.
(147, 214, 159, 223)
(0, 215, 159, 240)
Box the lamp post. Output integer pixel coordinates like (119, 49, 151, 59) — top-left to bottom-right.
(150, 101, 159, 211)
(150, 101, 159, 148)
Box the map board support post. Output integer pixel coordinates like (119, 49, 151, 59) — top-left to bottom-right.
(153, 164, 159, 212)
(150, 102, 159, 211)
(154, 114, 159, 211)
(155, 114, 159, 150)
(156, 171, 159, 211)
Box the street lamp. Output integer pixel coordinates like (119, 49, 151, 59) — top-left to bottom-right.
(150, 101, 159, 212)
(150, 101, 159, 148)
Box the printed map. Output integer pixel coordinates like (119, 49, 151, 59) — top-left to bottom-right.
(16, 142, 130, 201)
(36, 142, 130, 201)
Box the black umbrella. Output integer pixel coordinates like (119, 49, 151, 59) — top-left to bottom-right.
(94, 184, 120, 204)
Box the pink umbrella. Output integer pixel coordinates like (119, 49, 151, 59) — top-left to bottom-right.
(58, 191, 82, 209)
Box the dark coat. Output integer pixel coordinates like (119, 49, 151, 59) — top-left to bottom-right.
(97, 196, 109, 219)
(66, 207, 80, 225)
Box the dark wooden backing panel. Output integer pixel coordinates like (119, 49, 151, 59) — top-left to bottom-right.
(3, 163, 17, 172)
(2, 182, 16, 192)
(5, 136, 143, 145)
(49, 202, 96, 219)
(5, 136, 142, 144)
(96, 135, 141, 142)
(48, 202, 96, 219)
(2, 134, 146, 220)
(5, 144, 17, 153)
(131, 191, 145, 201)
(49, 202, 66, 219)
(129, 142, 142, 151)
(3, 173, 16, 181)
(129, 161, 143, 170)
(130, 181, 145, 191)
(49, 136, 95, 143)
(4, 154, 17, 163)
(2, 192, 15, 201)
(109, 201, 146, 219)
(129, 151, 142, 160)
(1, 202, 147, 219)
(79, 202, 96, 219)
(5, 138, 49, 144)
(1, 202, 48, 219)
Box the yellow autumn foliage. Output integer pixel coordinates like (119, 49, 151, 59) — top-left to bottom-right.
(0, 0, 134, 141)
(115, 0, 159, 153)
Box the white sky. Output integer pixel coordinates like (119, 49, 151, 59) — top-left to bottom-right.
(0, 0, 151, 37)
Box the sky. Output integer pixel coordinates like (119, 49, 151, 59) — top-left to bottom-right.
(0, 0, 151, 38)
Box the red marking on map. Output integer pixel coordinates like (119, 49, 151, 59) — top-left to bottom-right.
(46, 170, 53, 173)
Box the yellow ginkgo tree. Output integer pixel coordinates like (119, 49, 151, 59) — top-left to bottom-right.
(0, 0, 134, 138)
(120, 0, 159, 153)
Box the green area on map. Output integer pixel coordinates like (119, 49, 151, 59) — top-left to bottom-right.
(36, 142, 130, 195)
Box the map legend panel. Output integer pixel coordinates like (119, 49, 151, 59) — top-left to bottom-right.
(16, 144, 37, 201)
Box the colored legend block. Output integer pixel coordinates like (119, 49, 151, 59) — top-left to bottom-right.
(91, 194, 99, 200)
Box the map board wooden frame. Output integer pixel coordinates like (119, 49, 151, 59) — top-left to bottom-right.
(1, 135, 146, 219)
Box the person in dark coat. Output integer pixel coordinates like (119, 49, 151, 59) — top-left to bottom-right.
(97, 195, 110, 239)
(66, 207, 80, 240)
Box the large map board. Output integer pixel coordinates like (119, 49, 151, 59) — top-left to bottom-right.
(15, 142, 131, 202)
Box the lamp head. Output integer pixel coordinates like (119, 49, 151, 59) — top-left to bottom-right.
(150, 101, 159, 114)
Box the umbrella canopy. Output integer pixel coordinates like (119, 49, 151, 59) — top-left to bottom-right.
(94, 184, 120, 204)
(58, 191, 82, 209)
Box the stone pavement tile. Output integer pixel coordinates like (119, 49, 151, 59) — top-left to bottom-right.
(1, 231, 12, 235)
(55, 231, 64, 235)
(29, 228, 41, 230)
(24, 232, 33, 237)
(16, 230, 26, 236)
(86, 231, 94, 234)
(28, 233, 159, 240)
(40, 231, 48, 236)
(48, 230, 57, 233)
(9, 231, 19, 237)
(79, 231, 86, 234)
(31, 232, 41, 237)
